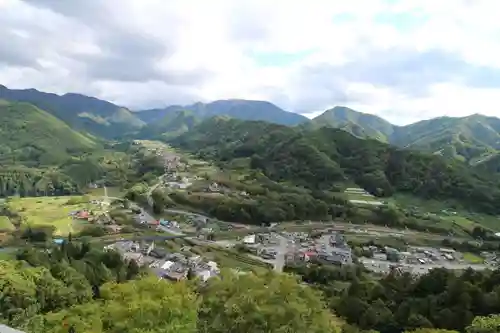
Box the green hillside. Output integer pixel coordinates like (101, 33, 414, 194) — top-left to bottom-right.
(0, 86, 144, 138)
(0, 100, 98, 166)
(393, 114, 500, 162)
(310, 107, 500, 163)
(172, 117, 500, 215)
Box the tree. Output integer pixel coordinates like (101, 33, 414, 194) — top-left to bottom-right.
(197, 269, 342, 333)
(466, 315, 500, 333)
(186, 267, 196, 281)
(20, 277, 199, 333)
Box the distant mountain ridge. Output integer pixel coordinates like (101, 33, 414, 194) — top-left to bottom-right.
(3, 84, 500, 165)
(136, 110, 202, 140)
(303, 106, 394, 142)
(135, 99, 309, 126)
(309, 106, 500, 164)
(0, 85, 144, 139)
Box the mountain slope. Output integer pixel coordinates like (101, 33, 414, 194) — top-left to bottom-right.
(304, 106, 394, 142)
(0, 85, 144, 138)
(393, 114, 500, 162)
(136, 99, 309, 126)
(171, 117, 500, 215)
(310, 107, 500, 163)
(0, 100, 98, 166)
(136, 110, 202, 140)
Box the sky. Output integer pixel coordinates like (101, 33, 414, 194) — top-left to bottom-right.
(1, 0, 500, 125)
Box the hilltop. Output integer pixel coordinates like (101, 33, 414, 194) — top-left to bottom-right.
(0, 85, 144, 139)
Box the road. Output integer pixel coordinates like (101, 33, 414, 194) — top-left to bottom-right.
(166, 209, 210, 221)
(146, 174, 166, 206)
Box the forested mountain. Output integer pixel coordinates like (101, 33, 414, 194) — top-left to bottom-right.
(392, 114, 500, 163)
(303, 106, 394, 142)
(136, 110, 202, 140)
(136, 99, 309, 126)
(0, 100, 98, 166)
(0, 85, 144, 138)
(309, 107, 500, 164)
(171, 117, 500, 215)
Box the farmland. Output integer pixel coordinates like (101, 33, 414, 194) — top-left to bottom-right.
(4, 196, 106, 236)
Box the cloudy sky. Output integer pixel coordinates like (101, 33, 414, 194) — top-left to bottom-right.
(1, 0, 500, 125)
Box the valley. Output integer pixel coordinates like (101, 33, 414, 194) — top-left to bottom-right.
(1, 87, 500, 333)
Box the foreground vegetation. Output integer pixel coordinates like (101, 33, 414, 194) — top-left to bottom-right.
(1, 240, 499, 332)
(0, 241, 341, 333)
(286, 263, 500, 333)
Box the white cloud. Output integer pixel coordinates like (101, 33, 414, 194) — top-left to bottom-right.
(1, 0, 500, 124)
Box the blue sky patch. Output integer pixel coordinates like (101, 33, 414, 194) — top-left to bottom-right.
(374, 10, 429, 32)
(250, 49, 316, 67)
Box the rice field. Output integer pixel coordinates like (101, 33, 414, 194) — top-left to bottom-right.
(5, 196, 103, 236)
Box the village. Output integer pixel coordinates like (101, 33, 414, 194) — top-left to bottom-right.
(56, 141, 497, 283)
(104, 240, 221, 282)
(236, 229, 496, 275)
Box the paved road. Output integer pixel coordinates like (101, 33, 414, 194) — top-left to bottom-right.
(166, 209, 210, 220)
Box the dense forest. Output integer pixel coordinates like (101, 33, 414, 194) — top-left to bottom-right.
(171, 118, 500, 215)
(0, 168, 80, 197)
(286, 263, 500, 333)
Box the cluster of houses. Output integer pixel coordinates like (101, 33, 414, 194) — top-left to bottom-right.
(68, 207, 122, 234)
(105, 240, 220, 282)
(163, 172, 192, 189)
(243, 231, 354, 266)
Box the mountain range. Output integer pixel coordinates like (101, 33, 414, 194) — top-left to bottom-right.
(135, 99, 308, 125)
(304, 106, 500, 164)
(2, 85, 500, 165)
(0, 85, 144, 139)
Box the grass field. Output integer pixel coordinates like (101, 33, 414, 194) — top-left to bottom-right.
(462, 252, 484, 264)
(86, 186, 124, 198)
(6, 196, 103, 236)
(393, 194, 500, 232)
(0, 216, 14, 231)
